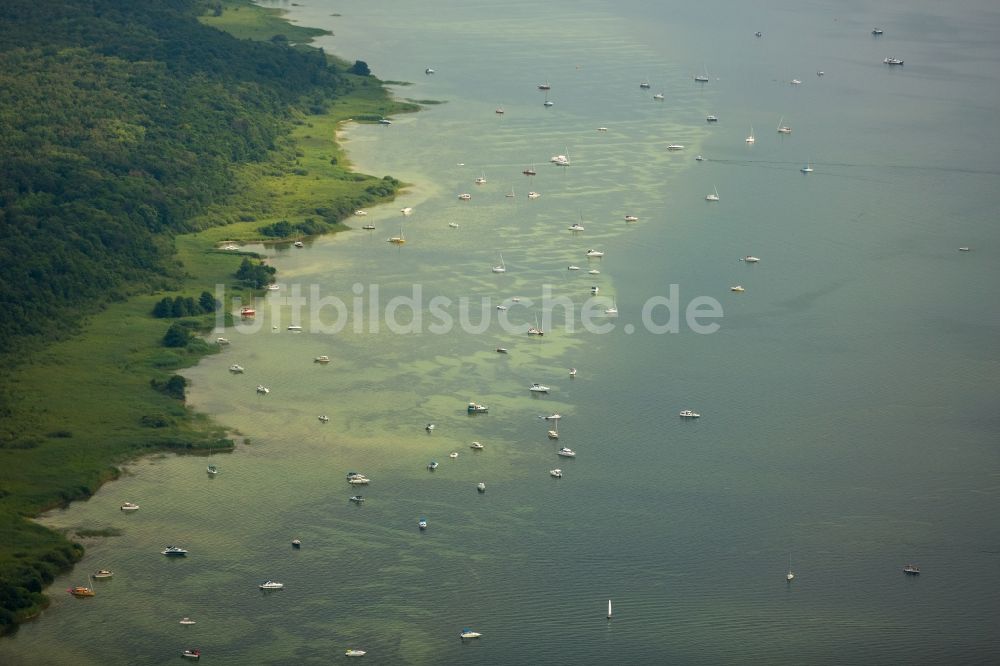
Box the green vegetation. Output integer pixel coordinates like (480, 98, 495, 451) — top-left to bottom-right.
(0, 0, 416, 633)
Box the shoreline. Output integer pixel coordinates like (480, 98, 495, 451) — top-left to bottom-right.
(1, 0, 415, 636)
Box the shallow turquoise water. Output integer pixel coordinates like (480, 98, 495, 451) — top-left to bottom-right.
(4, 1, 999, 664)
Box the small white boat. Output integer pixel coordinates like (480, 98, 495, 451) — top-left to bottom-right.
(667, 144, 684, 151)
(259, 580, 284, 590)
(790, 79, 802, 85)
(624, 215, 638, 222)
(293, 241, 304, 248)
(314, 355, 331, 363)
(527, 191, 540, 199)
(730, 285, 745, 293)
(567, 265, 581, 271)
(591, 285, 600, 294)
(495, 106, 505, 115)
(348, 476, 370, 485)
(362, 223, 375, 230)
(495, 347, 508, 354)
(287, 325, 303, 332)
(448, 222, 459, 228)
(121, 502, 139, 512)
(538, 82, 551, 90)
(477, 482, 486, 493)
(460, 628, 482, 639)
(427, 461, 439, 471)
(597, 127, 608, 132)
(958, 247, 971, 252)
(318, 415, 330, 423)
(181, 649, 201, 660)
(569, 368, 577, 377)
(425, 423, 436, 432)
(179, 617, 196, 625)
(496, 305, 508, 311)
(742, 255, 760, 263)
(706, 186, 720, 202)
(548, 428, 559, 440)
(529, 383, 550, 393)
(883, 57, 904, 66)
(491, 253, 506, 273)
(92, 569, 114, 579)
(608, 599, 613, 619)
(569, 223, 585, 232)
(229, 364, 244, 374)
(557, 447, 576, 458)
(215, 337, 230, 345)
(872, 28, 884, 36)
(800, 162, 814, 173)
(817, 71, 824, 76)
(162, 546, 188, 557)
(378, 118, 392, 126)
(418, 517, 428, 530)
(425, 67, 435, 74)
(470, 441, 485, 450)
(777, 116, 792, 134)
(267, 284, 279, 291)
(354, 210, 368, 216)
(256, 385, 270, 395)
(457, 193, 472, 200)
(586, 249, 604, 257)
(206, 464, 219, 476)
(653, 92, 664, 100)
(542, 413, 562, 420)
(543, 99, 554, 107)
(695, 155, 704, 161)
(706, 115, 718, 122)
(679, 410, 701, 418)
(400, 207, 413, 215)
(349, 495, 364, 503)
(345, 649, 367, 657)
(550, 468, 562, 478)
(639, 81, 651, 89)
(588, 269, 600, 275)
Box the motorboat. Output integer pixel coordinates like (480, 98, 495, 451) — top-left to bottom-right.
(586, 249, 604, 257)
(418, 517, 428, 530)
(216, 337, 230, 345)
(470, 441, 485, 450)
(449, 452, 459, 459)
(162, 546, 188, 557)
(548, 429, 559, 440)
(550, 468, 562, 478)
(694, 73, 709, 82)
(354, 210, 368, 216)
(542, 413, 562, 420)
(477, 482, 486, 493)
(240, 306, 255, 317)
(527, 191, 541, 199)
(639, 81, 651, 89)
(679, 410, 701, 418)
(287, 325, 303, 331)
(292, 539, 301, 548)
(550, 154, 569, 165)
(567, 265, 581, 271)
(362, 223, 375, 230)
(731, 285, 745, 293)
(206, 464, 219, 476)
(293, 241, 304, 248)
(460, 628, 482, 639)
(348, 476, 370, 485)
(448, 222, 459, 228)
(742, 256, 760, 263)
(425, 67, 435, 74)
(400, 207, 413, 215)
(790, 79, 802, 85)
(475, 175, 487, 185)
(706, 115, 718, 122)
(569, 223, 585, 231)
(557, 447, 576, 458)
(318, 415, 330, 423)
(496, 305, 508, 311)
(883, 57, 904, 65)
(903, 564, 921, 575)
(92, 569, 113, 579)
(457, 193, 472, 200)
(597, 127, 608, 132)
(467, 402, 489, 413)
(653, 92, 664, 100)
(495, 347, 509, 354)
(345, 649, 367, 657)
(314, 355, 331, 363)
(349, 495, 365, 503)
(695, 155, 704, 161)
(529, 383, 550, 393)
(425, 423, 436, 432)
(958, 247, 971, 252)
(259, 580, 284, 590)
(591, 286, 600, 294)
(495, 106, 505, 115)
(872, 28, 884, 35)
(182, 649, 201, 660)
(120, 502, 139, 512)
(427, 461, 439, 471)
(228, 364, 245, 374)
(667, 144, 684, 151)
(569, 367, 577, 377)
(179, 617, 196, 625)
(527, 326, 544, 336)
(624, 215, 638, 222)
(755, 31, 763, 37)
(266, 284, 280, 291)
(256, 385, 270, 395)
(543, 99, 554, 107)
(378, 118, 392, 125)
(588, 269, 600, 275)
(801, 163, 814, 173)
(68, 585, 95, 597)
(537, 82, 551, 90)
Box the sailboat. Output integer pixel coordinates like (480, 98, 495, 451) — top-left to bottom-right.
(706, 186, 720, 202)
(505, 185, 516, 198)
(604, 298, 618, 316)
(800, 161, 814, 173)
(746, 126, 756, 144)
(777, 116, 792, 134)
(694, 64, 710, 82)
(387, 226, 406, 244)
(491, 253, 506, 273)
(607, 599, 613, 619)
(543, 92, 554, 107)
(786, 555, 795, 582)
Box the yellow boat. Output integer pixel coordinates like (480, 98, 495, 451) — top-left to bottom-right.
(69, 586, 95, 597)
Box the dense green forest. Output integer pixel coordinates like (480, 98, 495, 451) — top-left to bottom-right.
(0, 0, 409, 633)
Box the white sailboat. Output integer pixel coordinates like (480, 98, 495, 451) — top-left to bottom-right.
(491, 253, 506, 273)
(777, 116, 792, 134)
(387, 225, 405, 244)
(800, 161, 814, 173)
(706, 186, 720, 202)
(607, 599, 613, 619)
(786, 554, 795, 582)
(746, 126, 756, 144)
(694, 64, 710, 82)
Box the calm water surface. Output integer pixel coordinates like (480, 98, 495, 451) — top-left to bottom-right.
(4, 0, 999, 664)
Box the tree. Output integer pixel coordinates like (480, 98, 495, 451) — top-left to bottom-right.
(349, 60, 371, 76)
(199, 291, 217, 313)
(162, 322, 190, 348)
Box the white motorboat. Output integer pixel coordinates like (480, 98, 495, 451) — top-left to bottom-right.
(318, 415, 330, 423)
(679, 410, 701, 418)
(529, 383, 550, 393)
(314, 355, 331, 363)
(348, 476, 370, 485)
(706, 186, 720, 202)
(548, 428, 559, 439)
(427, 461, 439, 471)
(256, 385, 270, 395)
(639, 81, 651, 89)
(557, 447, 576, 457)
(477, 482, 486, 493)
(695, 155, 704, 161)
(345, 649, 367, 657)
(653, 92, 664, 100)
(216, 337, 230, 345)
(790, 79, 802, 85)
(448, 222, 459, 228)
(293, 241, 304, 248)
(706, 115, 718, 122)
(550, 468, 562, 478)
(624, 215, 638, 222)
(400, 207, 413, 215)
(667, 144, 684, 151)
(206, 464, 219, 476)
(120, 502, 139, 512)
(569, 368, 577, 377)
(495, 347, 508, 353)
(362, 223, 375, 230)
(496, 305, 508, 311)
(425, 423, 436, 432)
(418, 517, 428, 530)
(287, 325, 303, 331)
(259, 580, 284, 590)
(883, 57, 904, 65)
(586, 249, 604, 257)
(425, 67, 435, 74)
(588, 269, 600, 276)
(591, 285, 600, 294)
(457, 193, 472, 200)
(597, 127, 608, 132)
(470, 441, 485, 450)
(542, 413, 562, 420)
(538, 82, 551, 90)
(801, 162, 814, 173)
(475, 173, 487, 185)
(527, 191, 540, 199)
(229, 364, 244, 373)
(179, 617, 196, 625)
(567, 265, 581, 271)
(730, 285, 745, 293)
(266, 284, 279, 291)
(162, 546, 188, 557)
(460, 628, 482, 639)
(569, 223, 585, 232)
(742, 255, 760, 263)
(354, 210, 368, 216)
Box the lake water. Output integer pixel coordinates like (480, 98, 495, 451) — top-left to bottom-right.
(4, 0, 999, 663)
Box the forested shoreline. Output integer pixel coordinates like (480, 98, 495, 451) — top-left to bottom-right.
(0, 0, 410, 632)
